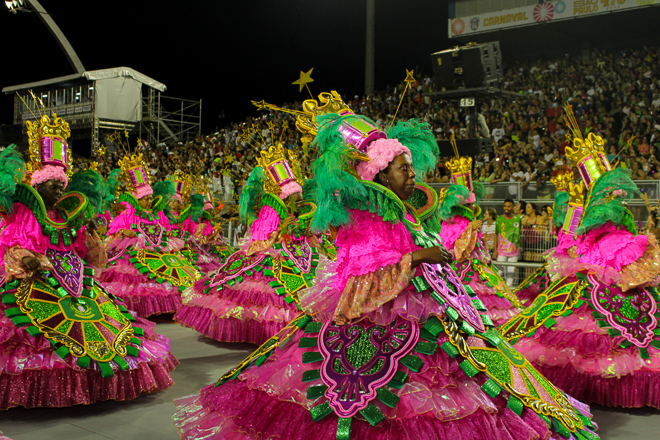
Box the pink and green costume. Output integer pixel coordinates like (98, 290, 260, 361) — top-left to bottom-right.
(501, 168, 660, 408)
(172, 185, 597, 440)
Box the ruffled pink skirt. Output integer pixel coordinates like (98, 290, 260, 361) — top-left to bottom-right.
(514, 300, 660, 408)
(0, 303, 178, 409)
(172, 323, 595, 440)
(174, 272, 298, 345)
(98, 255, 183, 317)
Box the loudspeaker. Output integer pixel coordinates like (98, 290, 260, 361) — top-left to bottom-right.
(437, 138, 493, 158)
(431, 42, 502, 90)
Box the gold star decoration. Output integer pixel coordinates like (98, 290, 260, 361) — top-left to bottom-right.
(251, 100, 269, 111)
(292, 68, 314, 92)
(404, 69, 415, 89)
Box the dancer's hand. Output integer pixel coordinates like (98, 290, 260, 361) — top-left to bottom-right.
(21, 256, 41, 271)
(412, 246, 454, 267)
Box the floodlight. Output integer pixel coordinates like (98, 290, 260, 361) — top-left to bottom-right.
(5, 0, 25, 13)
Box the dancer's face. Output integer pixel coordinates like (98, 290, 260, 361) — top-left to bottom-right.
(139, 195, 152, 210)
(170, 198, 182, 212)
(378, 154, 416, 201)
(36, 179, 65, 209)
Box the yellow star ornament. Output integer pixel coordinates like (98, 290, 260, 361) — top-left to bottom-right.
(292, 68, 314, 92)
(404, 69, 415, 89)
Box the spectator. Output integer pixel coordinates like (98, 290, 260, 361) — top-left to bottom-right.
(481, 207, 498, 255)
(494, 199, 522, 287)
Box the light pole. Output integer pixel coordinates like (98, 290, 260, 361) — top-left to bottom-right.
(5, 0, 85, 74)
(365, 0, 375, 96)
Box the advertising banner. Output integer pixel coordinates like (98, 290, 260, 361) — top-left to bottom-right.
(450, 0, 657, 37)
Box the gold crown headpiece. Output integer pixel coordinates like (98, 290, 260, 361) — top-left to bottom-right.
(109, 131, 153, 198)
(168, 172, 193, 204)
(445, 134, 473, 191)
(551, 171, 574, 192)
(567, 181, 585, 206)
(252, 91, 385, 152)
(18, 91, 73, 184)
(256, 143, 305, 197)
(564, 103, 612, 188)
(562, 180, 586, 236)
(195, 175, 216, 210)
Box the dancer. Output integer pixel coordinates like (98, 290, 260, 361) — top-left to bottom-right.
(513, 170, 574, 306)
(0, 114, 176, 409)
(99, 133, 202, 317)
(187, 177, 234, 272)
(439, 144, 523, 326)
(500, 104, 660, 408)
(174, 142, 331, 345)
(172, 92, 598, 440)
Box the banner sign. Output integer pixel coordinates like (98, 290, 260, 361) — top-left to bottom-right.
(450, 0, 657, 37)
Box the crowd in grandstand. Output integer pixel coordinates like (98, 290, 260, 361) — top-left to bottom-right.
(90, 45, 660, 202)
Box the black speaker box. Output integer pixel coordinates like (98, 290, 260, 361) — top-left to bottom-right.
(437, 138, 493, 158)
(431, 42, 502, 90)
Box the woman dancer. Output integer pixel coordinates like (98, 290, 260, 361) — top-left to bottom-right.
(98, 135, 202, 317)
(0, 116, 177, 409)
(174, 143, 331, 345)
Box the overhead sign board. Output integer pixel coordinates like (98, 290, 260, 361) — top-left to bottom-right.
(450, 0, 657, 37)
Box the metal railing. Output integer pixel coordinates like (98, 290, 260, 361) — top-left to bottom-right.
(429, 180, 660, 225)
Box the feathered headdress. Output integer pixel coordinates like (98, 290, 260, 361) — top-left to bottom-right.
(575, 168, 639, 236)
(0, 145, 26, 215)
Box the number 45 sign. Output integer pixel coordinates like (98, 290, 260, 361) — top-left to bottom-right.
(460, 98, 475, 107)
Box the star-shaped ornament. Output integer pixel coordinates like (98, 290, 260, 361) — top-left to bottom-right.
(292, 68, 314, 92)
(404, 69, 415, 88)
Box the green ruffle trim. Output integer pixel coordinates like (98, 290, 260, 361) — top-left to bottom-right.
(12, 184, 89, 246)
(346, 180, 406, 224)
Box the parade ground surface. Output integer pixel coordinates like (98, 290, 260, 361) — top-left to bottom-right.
(0, 320, 657, 440)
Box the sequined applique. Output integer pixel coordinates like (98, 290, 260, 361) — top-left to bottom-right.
(205, 251, 267, 291)
(1, 277, 137, 366)
(282, 237, 312, 273)
(500, 276, 586, 341)
(130, 249, 202, 289)
(588, 274, 657, 348)
(136, 221, 164, 248)
(45, 249, 84, 297)
(421, 262, 486, 333)
(319, 316, 419, 417)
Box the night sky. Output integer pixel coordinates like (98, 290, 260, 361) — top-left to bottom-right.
(1, 0, 449, 132)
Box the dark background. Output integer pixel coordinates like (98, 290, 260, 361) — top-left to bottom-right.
(1, 0, 449, 132)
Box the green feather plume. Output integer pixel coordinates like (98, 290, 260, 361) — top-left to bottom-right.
(189, 194, 205, 222)
(576, 168, 639, 236)
(67, 170, 106, 215)
(0, 145, 25, 215)
(152, 180, 176, 214)
(309, 143, 367, 232)
(102, 168, 121, 212)
(472, 181, 484, 203)
(239, 166, 265, 224)
(438, 184, 471, 220)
